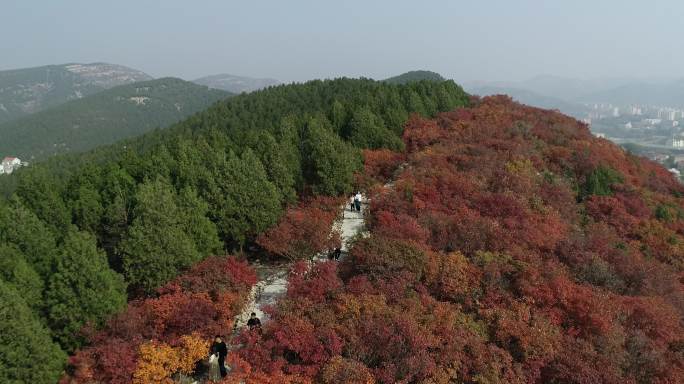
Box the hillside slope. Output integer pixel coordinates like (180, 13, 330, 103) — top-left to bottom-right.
(228, 96, 684, 383)
(0, 77, 229, 159)
(0, 63, 152, 124)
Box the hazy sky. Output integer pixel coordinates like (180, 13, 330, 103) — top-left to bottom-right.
(1, 0, 681, 83)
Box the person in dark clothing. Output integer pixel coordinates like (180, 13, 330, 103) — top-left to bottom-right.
(333, 247, 342, 261)
(210, 335, 228, 377)
(247, 312, 261, 330)
(354, 192, 362, 212)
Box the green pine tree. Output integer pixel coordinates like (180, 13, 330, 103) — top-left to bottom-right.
(15, 166, 70, 236)
(177, 186, 222, 255)
(209, 149, 282, 247)
(349, 107, 405, 151)
(0, 197, 59, 280)
(120, 177, 217, 293)
(0, 280, 66, 384)
(302, 116, 362, 195)
(45, 230, 127, 351)
(0, 244, 44, 312)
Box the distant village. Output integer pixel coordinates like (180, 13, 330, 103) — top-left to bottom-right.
(0, 156, 26, 175)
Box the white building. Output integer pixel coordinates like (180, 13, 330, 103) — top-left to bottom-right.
(1, 156, 22, 174)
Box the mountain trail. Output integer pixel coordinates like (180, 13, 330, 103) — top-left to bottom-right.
(232, 196, 368, 329)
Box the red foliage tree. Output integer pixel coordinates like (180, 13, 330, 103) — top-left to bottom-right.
(362, 148, 404, 181)
(257, 197, 341, 261)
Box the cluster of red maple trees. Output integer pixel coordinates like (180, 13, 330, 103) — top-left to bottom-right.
(229, 97, 684, 383)
(62, 257, 257, 384)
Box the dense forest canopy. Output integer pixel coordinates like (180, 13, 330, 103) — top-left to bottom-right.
(0, 77, 470, 383)
(0, 77, 229, 160)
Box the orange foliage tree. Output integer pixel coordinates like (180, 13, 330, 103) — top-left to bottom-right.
(132, 334, 209, 384)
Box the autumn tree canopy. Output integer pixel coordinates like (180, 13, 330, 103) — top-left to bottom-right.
(231, 96, 684, 383)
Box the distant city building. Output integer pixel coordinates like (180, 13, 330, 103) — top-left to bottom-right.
(625, 121, 633, 129)
(645, 118, 662, 125)
(668, 110, 677, 121)
(673, 139, 684, 149)
(669, 168, 681, 178)
(674, 137, 684, 149)
(674, 121, 680, 127)
(1, 156, 22, 174)
(612, 107, 620, 117)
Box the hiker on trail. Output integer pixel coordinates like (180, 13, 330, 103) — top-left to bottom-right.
(247, 312, 262, 331)
(333, 247, 342, 261)
(350, 195, 355, 211)
(210, 335, 228, 377)
(354, 192, 362, 212)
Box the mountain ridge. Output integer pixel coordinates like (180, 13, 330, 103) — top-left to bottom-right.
(192, 73, 280, 93)
(0, 62, 152, 124)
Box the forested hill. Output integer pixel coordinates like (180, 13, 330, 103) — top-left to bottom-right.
(2, 77, 468, 182)
(56, 94, 684, 383)
(0, 77, 229, 160)
(0, 77, 470, 383)
(0, 63, 151, 124)
(384, 70, 446, 84)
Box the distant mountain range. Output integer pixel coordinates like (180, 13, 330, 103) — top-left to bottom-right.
(192, 74, 280, 93)
(465, 75, 684, 115)
(0, 77, 229, 160)
(465, 85, 589, 118)
(0, 63, 152, 124)
(580, 80, 684, 107)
